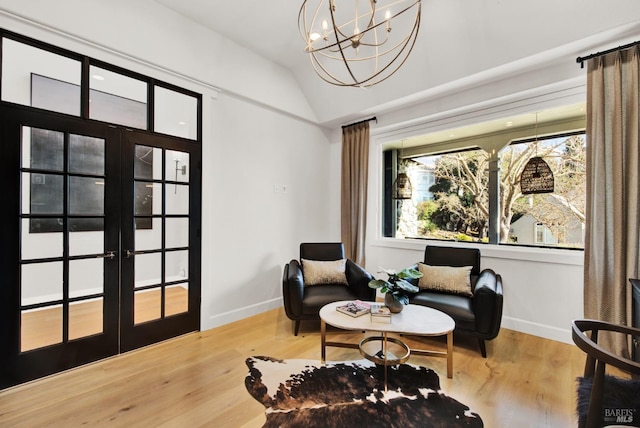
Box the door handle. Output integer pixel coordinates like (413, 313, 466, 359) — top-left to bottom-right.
(97, 251, 117, 260)
(125, 249, 147, 258)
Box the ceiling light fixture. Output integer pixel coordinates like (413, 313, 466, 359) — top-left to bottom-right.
(299, 0, 421, 88)
(520, 113, 554, 195)
(392, 141, 413, 199)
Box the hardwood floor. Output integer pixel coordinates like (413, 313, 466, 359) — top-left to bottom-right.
(0, 307, 593, 427)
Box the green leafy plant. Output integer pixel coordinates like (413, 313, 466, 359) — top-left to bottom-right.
(368, 267, 422, 305)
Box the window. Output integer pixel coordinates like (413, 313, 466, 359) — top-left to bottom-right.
(89, 65, 148, 129)
(1, 38, 81, 115)
(1, 33, 201, 141)
(384, 130, 586, 250)
(505, 134, 585, 248)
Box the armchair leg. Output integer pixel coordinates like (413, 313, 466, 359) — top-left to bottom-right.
(294, 320, 300, 336)
(478, 339, 487, 358)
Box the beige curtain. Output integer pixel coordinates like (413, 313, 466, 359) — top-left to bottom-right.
(341, 122, 370, 266)
(584, 45, 640, 356)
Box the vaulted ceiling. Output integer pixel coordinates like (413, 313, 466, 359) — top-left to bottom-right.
(153, 1, 640, 133)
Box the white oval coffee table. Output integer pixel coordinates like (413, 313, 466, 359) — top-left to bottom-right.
(319, 301, 455, 382)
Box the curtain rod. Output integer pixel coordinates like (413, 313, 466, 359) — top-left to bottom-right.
(576, 40, 640, 68)
(342, 116, 377, 129)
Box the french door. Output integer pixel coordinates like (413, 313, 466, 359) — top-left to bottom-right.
(0, 106, 201, 389)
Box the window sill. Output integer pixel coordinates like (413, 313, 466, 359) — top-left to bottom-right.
(370, 237, 584, 266)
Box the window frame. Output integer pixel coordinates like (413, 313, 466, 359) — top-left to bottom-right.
(381, 128, 586, 251)
(0, 29, 202, 143)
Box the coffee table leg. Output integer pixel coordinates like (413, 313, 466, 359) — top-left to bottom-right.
(321, 319, 326, 363)
(383, 332, 388, 392)
(446, 330, 453, 378)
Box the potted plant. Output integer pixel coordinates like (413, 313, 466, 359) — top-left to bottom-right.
(368, 267, 422, 313)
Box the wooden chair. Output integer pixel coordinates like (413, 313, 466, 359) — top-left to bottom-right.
(572, 319, 640, 428)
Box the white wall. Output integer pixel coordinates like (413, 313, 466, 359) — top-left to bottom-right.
(202, 91, 335, 329)
(0, 1, 336, 328)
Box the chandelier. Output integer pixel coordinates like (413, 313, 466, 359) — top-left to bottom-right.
(299, 0, 422, 88)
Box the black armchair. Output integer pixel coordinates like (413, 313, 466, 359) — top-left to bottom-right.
(409, 245, 503, 357)
(282, 243, 375, 335)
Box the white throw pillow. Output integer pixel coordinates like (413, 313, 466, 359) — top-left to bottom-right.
(301, 258, 348, 286)
(418, 263, 473, 297)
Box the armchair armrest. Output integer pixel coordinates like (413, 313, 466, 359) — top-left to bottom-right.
(345, 259, 376, 301)
(472, 269, 504, 337)
(282, 260, 304, 318)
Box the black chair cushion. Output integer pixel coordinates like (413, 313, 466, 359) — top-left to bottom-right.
(301, 285, 359, 315)
(410, 291, 476, 331)
(577, 375, 640, 427)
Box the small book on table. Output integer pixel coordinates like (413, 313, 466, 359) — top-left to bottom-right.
(336, 301, 370, 317)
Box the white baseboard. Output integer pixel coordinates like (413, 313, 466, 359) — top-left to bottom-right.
(502, 316, 573, 345)
(200, 303, 574, 345)
(202, 297, 283, 331)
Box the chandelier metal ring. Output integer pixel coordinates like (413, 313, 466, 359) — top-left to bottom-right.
(299, 0, 421, 87)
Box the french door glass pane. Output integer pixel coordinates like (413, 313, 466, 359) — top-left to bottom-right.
(21, 218, 63, 259)
(69, 226, 104, 256)
(2, 39, 81, 116)
(135, 181, 161, 216)
(21, 306, 63, 352)
(69, 259, 104, 298)
(134, 253, 161, 288)
(166, 184, 189, 215)
(89, 66, 147, 129)
(22, 172, 63, 215)
(68, 135, 105, 175)
(22, 127, 64, 170)
(165, 218, 189, 249)
(134, 145, 162, 180)
(69, 177, 104, 215)
(69, 299, 103, 340)
(154, 87, 198, 140)
(21, 262, 63, 306)
(166, 250, 188, 281)
(166, 150, 190, 183)
(135, 217, 162, 251)
(134, 289, 161, 324)
(166, 284, 189, 316)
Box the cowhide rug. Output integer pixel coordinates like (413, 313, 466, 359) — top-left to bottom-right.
(245, 356, 483, 427)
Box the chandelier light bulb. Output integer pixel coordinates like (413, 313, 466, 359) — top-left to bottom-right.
(299, 0, 421, 87)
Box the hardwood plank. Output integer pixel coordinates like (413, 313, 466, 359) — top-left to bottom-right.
(0, 307, 611, 427)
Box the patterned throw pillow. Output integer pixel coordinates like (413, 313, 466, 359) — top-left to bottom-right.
(301, 258, 348, 286)
(418, 264, 473, 297)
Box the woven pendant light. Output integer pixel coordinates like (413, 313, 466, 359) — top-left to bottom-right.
(392, 143, 412, 200)
(520, 113, 554, 195)
(392, 172, 413, 199)
(520, 156, 554, 194)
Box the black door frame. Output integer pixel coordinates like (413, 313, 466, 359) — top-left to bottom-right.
(119, 129, 201, 352)
(0, 104, 201, 388)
